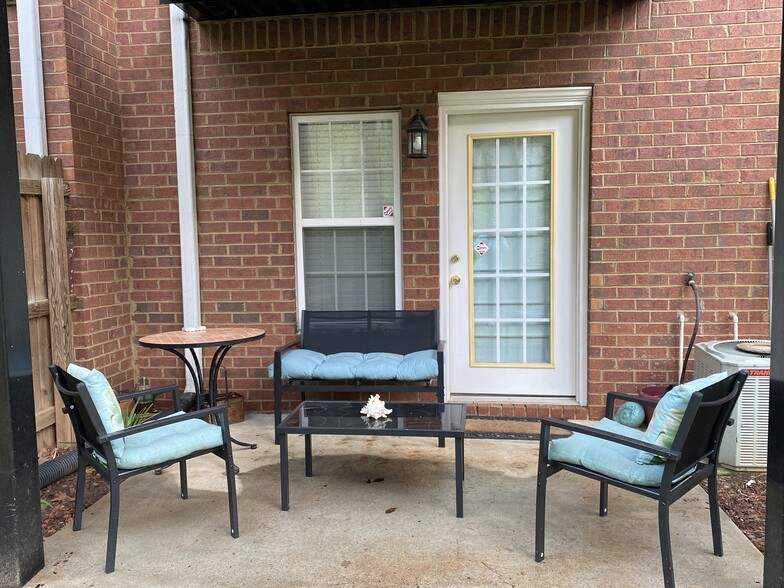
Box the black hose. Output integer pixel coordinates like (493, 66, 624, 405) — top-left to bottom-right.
(679, 280, 701, 385)
(39, 450, 78, 488)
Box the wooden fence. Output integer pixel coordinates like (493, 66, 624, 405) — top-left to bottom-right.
(18, 152, 75, 449)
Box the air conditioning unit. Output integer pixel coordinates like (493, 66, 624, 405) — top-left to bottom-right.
(693, 340, 770, 471)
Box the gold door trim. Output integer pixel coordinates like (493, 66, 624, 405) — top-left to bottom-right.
(466, 131, 556, 369)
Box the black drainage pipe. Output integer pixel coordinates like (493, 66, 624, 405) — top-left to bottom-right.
(39, 451, 78, 488)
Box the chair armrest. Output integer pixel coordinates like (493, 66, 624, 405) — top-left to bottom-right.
(98, 406, 230, 442)
(275, 339, 302, 356)
(540, 417, 680, 461)
(116, 384, 179, 402)
(604, 391, 659, 419)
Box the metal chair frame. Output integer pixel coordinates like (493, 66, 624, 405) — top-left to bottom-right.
(534, 371, 748, 588)
(48, 364, 239, 573)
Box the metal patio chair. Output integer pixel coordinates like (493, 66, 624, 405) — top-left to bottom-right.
(48, 364, 239, 573)
(534, 370, 747, 588)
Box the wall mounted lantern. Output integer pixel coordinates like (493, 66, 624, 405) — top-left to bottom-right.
(406, 110, 429, 158)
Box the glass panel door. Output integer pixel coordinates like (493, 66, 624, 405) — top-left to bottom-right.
(441, 88, 590, 400)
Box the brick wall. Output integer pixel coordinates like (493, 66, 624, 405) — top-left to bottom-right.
(8, 5, 23, 147)
(11, 0, 781, 418)
(10, 0, 135, 388)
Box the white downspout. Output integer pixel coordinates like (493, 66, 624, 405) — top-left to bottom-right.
(18, 0, 48, 155)
(729, 312, 739, 340)
(170, 6, 202, 390)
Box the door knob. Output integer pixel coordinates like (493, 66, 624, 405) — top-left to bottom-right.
(450, 275, 461, 285)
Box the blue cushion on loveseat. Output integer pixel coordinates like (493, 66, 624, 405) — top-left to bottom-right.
(273, 349, 327, 380)
(312, 352, 365, 379)
(355, 353, 404, 379)
(396, 349, 439, 380)
(269, 348, 439, 382)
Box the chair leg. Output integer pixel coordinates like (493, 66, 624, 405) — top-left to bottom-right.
(105, 479, 121, 574)
(225, 450, 240, 538)
(73, 457, 87, 531)
(179, 460, 188, 500)
(599, 481, 609, 517)
(658, 501, 675, 588)
(274, 379, 282, 445)
(534, 425, 550, 562)
(707, 470, 724, 556)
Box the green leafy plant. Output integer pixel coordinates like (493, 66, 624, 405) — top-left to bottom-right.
(41, 498, 53, 511)
(122, 398, 156, 427)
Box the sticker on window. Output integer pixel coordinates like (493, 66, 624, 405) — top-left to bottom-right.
(475, 241, 488, 256)
(383, 206, 394, 217)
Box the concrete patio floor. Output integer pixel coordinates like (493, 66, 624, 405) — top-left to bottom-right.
(28, 413, 763, 587)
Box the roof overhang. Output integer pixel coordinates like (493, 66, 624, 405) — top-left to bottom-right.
(161, 0, 518, 22)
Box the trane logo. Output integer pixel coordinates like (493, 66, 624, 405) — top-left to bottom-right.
(745, 369, 770, 377)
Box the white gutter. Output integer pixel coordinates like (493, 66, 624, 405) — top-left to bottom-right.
(18, 0, 48, 155)
(170, 6, 202, 390)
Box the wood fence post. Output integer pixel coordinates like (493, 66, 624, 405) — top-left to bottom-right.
(41, 158, 75, 444)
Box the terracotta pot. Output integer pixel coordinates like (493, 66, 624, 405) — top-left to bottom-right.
(638, 385, 669, 423)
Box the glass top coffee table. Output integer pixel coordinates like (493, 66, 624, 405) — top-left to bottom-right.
(278, 401, 467, 517)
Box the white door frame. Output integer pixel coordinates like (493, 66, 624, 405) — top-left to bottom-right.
(438, 87, 591, 405)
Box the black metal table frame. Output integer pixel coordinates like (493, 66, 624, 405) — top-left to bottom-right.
(139, 329, 265, 449)
(278, 402, 466, 518)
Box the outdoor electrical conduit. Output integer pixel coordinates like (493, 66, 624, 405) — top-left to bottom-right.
(677, 311, 686, 379)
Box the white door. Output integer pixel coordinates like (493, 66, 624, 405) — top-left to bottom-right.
(439, 89, 590, 401)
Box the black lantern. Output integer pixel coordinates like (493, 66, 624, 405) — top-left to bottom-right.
(406, 110, 429, 158)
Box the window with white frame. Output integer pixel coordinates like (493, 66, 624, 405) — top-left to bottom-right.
(291, 112, 402, 311)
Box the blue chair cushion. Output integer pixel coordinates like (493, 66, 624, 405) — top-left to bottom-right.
(117, 411, 224, 470)
(269, 349, 439, 381)
(549, 418, 667, 487)
(67, 363, 126, 458)
(636, 371, 727, 465)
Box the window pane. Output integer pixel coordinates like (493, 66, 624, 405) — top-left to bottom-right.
(301, 172, 332, 218)
(303, 227, 395, 311)
(473, 278, 496, 319)
(526, 322, 550, 363)
(333, 172, 363, 217)
(499, 185, 524, 229)
(526, 184, 550, 228)
(527, 135, 551, 181)
(364, 169, 395, 218)
(499, 137, 525, 183)
(299, 123, 331, 170)
(474, 323, 497, 363)
(298, 119, 396, 220)
(331, 122, 361, 169)
(499, 322, 525, 363)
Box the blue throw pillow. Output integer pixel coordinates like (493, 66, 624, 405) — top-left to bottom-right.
(67, 363, 126, 458)
(635, 371, 727, 464)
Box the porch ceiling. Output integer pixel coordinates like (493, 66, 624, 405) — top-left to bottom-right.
(163, 0, 516, 21)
